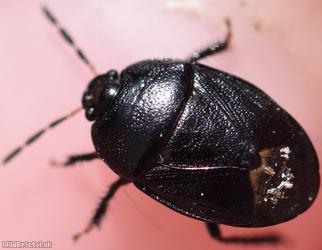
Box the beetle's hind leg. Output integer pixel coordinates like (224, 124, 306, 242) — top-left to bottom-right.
(73, 178, 129, 241)
(206, 223, 282, 244)
(50, 152, 99, 167)
(188, 18, 231, 63)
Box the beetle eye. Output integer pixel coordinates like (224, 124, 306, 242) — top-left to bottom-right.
(82, 92, 93, 106)
(106, 69, 118, 82)
(85, 107, 96, 121)
(104, 83, 120, 107)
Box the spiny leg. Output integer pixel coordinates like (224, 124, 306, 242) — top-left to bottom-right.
(73, 178, 129, 241)
(42, 6, 98, 75)
(206, 223, 282, 244)
(51, 152, 99, 167)
(188, 18, 232, 63)
(2, 107, 82, 165)
(207, 223, 222, 239)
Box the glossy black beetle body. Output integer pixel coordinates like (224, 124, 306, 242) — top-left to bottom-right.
(4, 7, 320, 243)
(84, 59, 319, 227)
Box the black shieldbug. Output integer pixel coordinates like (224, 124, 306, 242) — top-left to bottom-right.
(3, 6, 319, 244)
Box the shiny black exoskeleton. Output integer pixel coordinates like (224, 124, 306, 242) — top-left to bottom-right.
(4, 7, 319, 244)
(77, 20, 319, 243)
(83, 59, 319, 230)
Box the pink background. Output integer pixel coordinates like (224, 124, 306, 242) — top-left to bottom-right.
(1, 1, 321, 250)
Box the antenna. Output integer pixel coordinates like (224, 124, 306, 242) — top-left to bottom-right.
(2, 6, 101, 164)
(42, 6, 98, 76)
(2, 107, 82, 164)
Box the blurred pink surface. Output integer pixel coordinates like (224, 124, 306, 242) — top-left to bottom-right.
(0, 1, 322, 250)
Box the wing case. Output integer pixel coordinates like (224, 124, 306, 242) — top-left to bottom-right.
(135, 63, 319, 227)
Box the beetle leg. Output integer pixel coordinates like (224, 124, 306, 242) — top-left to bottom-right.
(206, 223, 281, 244)
(73, 178, 129, 241)
(50, 152, 99, 167)
(188, 18, 231, 63)
(206, 223, 222, 239)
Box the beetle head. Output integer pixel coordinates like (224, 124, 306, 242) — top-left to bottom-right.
(82, 70, 120, 121)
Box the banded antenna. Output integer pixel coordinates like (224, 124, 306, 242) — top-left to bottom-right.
(3, 6, 98, 164)
(42, 6, 98, 75)
(2, 107, 82, 164)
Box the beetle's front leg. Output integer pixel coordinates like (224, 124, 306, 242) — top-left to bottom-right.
(206, 223, 281, 244)
(50, 152, 99, 167)
(73, 177, 129, 241)
(188, 18, 232, 63)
